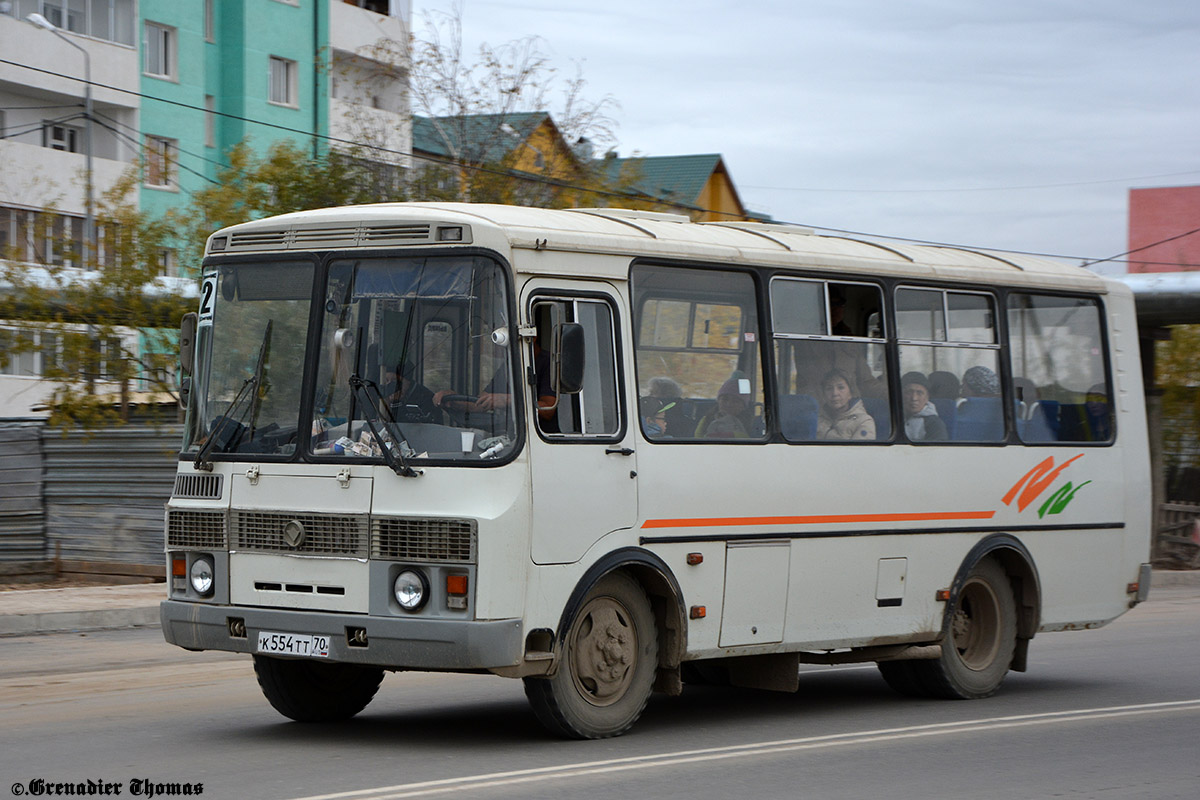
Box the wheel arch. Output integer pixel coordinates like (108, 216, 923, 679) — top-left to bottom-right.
(554, 547, 688, 690)
(948, 533, 1042, 672)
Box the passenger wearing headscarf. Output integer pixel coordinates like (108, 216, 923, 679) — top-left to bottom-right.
(962, 365, 1001, 398)
(901, 371, 948, 441)
(956, 364, 1005, 441)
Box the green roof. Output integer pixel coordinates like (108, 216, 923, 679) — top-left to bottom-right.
(412, 113, 551, 164)
(603, 153, 725, 206)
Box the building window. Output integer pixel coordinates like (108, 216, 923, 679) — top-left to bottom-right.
(43, 122, 82, 153)
(144, 135, 176, 188)
(269, 56, 298, 107)
(144, 22, 176, 79)
(204, 0, 215, 42)
(204, 95, 216, 148)
(156, 248, 175, 277)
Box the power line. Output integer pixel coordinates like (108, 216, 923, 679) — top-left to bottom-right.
(742, 168, 1200, 195)
(1080, 225, 1200, 270)
(5, 56, 1200, 271)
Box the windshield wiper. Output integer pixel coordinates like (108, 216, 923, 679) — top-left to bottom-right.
(347, 375, 422, 478)
(194, 321, 272, 471)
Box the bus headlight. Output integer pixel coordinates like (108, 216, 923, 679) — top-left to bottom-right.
(190, 556, 215, 597)
(394, 569, 428, 611)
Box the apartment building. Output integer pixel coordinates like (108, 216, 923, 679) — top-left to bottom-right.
(0, 0, 411, 417)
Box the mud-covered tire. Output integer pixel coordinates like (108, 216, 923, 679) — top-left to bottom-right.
(524, 572, 658, 739)
(253, 655, 384, 722)
(878, 559, 1017, 700)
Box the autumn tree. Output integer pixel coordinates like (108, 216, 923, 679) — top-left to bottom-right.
(0, 171, 189, 427)
(1156, 325, 1200, 488)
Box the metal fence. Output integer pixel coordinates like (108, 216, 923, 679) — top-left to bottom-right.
(0, 422, 46, 562)
(0, 421, 181, 568)
(1156, 501, 1200, 568)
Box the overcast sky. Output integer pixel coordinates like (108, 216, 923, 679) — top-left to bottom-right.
(421, 0, 1200, 274)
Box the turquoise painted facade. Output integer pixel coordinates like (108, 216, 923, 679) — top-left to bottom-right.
(138, 0, 330, 249)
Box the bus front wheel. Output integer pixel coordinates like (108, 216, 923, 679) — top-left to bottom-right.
(879, 559, 1017, 700)
(253, 655, 384, 722)
(524, 572, 659, 739)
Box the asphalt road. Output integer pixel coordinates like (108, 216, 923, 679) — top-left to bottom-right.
(2, 586, 1198, 800)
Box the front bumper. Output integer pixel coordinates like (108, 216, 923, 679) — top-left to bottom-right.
(160, 600, 523, 670)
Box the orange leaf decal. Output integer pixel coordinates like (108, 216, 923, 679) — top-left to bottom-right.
(1002, 454, 1084, 513)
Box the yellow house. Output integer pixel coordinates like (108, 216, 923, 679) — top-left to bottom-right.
(601, 153, 760, 222)
(410, 112, 587, 206)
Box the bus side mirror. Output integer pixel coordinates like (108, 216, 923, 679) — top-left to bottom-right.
(554, 322, 585, 395)
(178, 376, 191, 410)
(180, 312, 198, 376)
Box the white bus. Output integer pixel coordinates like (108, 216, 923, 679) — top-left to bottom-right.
(162, 203, 1152, 738)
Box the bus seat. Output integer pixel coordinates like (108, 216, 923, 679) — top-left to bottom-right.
(929, 370, 960, 400)
(953, 397, 1005, 441)
(861, 396, 891, 440)
(1019, 403, 1057, 443)
(779, 394, 818, 441)
(1034, 400, 1061, 440)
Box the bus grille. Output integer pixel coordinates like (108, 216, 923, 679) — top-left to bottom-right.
(231, 511, 369, 557)
(172, 474, 223, 500)
(167, 510, 227, 549)
(372, 517, 477, 563)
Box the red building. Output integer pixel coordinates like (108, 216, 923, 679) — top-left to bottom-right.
(1128, 186, 1200, 272)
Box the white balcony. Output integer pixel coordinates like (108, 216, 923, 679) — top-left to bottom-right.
(0, 11, 139, 110)
(331, 1, 410, 70)
(0, 138, 134, 216)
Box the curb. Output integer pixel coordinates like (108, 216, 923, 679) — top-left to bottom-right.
(1150, 569, 1200, 588)
(0, 606, 161, 637)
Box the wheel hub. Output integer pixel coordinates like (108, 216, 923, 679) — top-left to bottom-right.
(571, 597, 637, 706)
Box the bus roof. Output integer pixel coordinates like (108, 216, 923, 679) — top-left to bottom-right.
(207, 202, 1109, 293)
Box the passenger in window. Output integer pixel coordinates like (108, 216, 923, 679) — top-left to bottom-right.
(695, 377, 751, 439)
(383, 362, 438, 423)
(961, 365, 1001, 399)
(955, 365, 1005, 441)
(645, 376, 688, 435)
(928, 370, 960, 401)
(433, 339, 555, 428)
(901, 372, 948, 442)
(1061, 383, 1113, 442)
(642, 396, 678, 439)
(816, 369, 876, 441)
(830, 287, 853, 336)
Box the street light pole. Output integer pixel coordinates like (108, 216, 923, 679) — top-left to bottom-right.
(26, 12, 94, 267)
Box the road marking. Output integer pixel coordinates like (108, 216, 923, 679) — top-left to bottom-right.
(284, 699, 1200, 800)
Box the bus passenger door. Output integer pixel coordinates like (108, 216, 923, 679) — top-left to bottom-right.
(526, 288, 637, 565)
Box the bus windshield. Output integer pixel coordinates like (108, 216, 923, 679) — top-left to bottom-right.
(185, 259, 314, 459)
(183, 254, 516, 464)
(310, 255, 516, 463)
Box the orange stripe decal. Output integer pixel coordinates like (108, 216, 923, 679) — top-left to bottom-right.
(641, 510, 997, 529)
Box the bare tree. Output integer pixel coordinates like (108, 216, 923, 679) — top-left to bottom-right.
(404, 4, 622, 205)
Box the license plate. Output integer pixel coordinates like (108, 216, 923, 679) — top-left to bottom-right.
(256, 631, 331, 658)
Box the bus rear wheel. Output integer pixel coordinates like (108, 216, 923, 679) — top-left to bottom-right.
(253, 655, 384, 722)
(524, 572, 658, 739)
(879, 559, 1017, 700)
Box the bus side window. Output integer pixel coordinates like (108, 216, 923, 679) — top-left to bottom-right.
(772, 278, 889, 442)
(531, 297, 621, 438)
(1007, 294, 1112, 444)
(632, 265, 765, 442)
